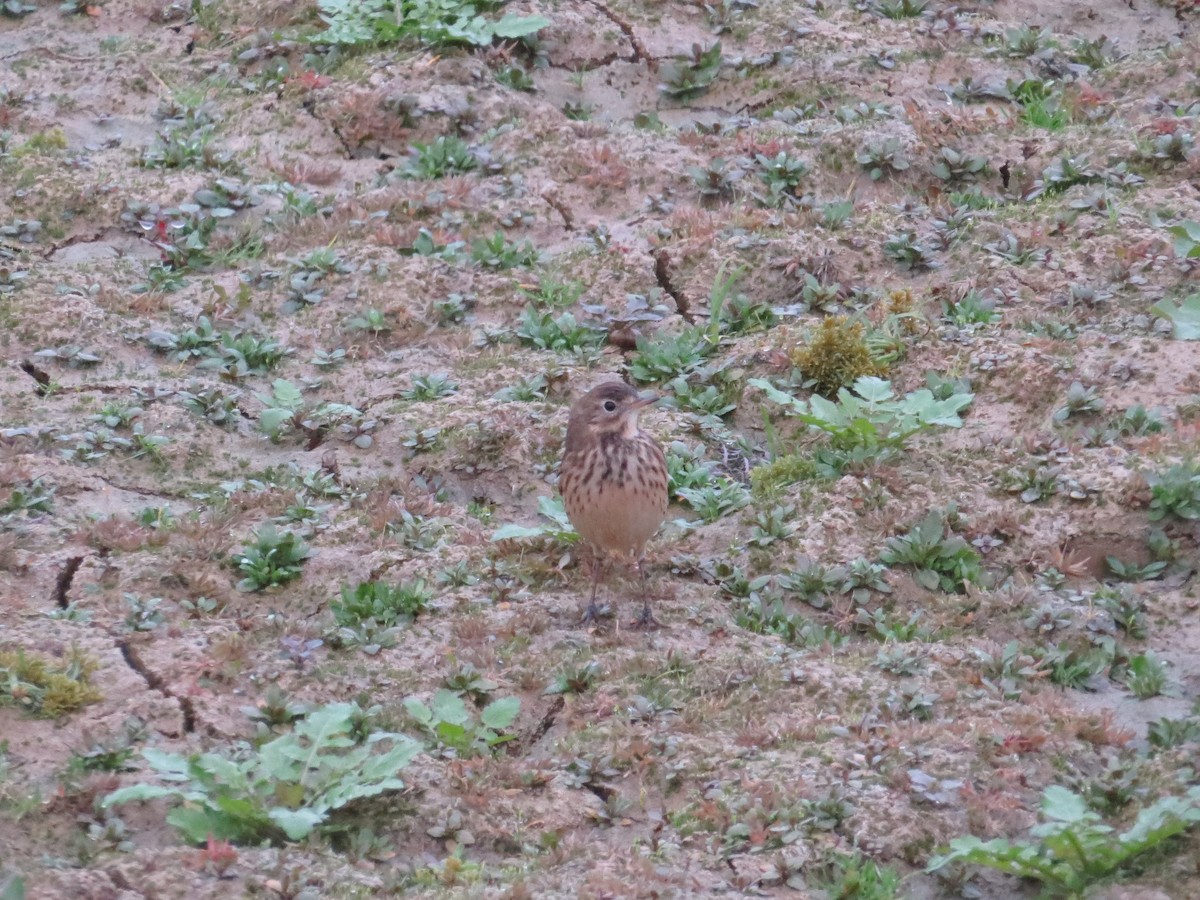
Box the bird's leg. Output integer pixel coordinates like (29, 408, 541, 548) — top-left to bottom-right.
(630, 555, 662, 630)
(579, 553, 609, 624)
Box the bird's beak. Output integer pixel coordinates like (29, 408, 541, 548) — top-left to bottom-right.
(630, 392, 660, 410)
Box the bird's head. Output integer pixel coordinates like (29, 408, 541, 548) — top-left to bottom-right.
(565, 381, 659, 451)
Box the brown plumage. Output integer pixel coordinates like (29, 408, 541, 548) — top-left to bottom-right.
(560, 381, 669, 627)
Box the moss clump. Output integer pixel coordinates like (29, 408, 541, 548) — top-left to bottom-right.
(750, 454, 819, 502)
(791, 316, 884, 397)
(885, 288, 922, 335)
(0, 647, 101, 718)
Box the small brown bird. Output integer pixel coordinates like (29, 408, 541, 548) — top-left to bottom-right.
(560, 381, 669, 628)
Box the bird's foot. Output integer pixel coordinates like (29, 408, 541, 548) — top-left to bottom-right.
(578, 601, 614, 626)
(629, 602, 663, 630)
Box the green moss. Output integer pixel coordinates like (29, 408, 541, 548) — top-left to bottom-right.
(0, 647, 101, 718)
(792, 316, 884, 397)
(750, 454, 819, 502)
(16, 128, 68, 155)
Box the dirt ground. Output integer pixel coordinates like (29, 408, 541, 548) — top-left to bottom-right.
(1, 0, 1199, 897)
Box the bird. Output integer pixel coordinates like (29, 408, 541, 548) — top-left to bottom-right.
(559, 380, 669, 628)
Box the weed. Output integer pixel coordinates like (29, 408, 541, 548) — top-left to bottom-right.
(789, 316, 882, 396)
(659, 42, 723, 101)
(345, 307, 391, 335)
(516, 307, 605, 353)
(1124, 652, 1169, 699)
(876, 0, 925, 20)
(314, 0, 548, 48)
(630, 328, 718, 383)
(470, 232, 539, 269)
(401, 373, 458, 401)
(123, 594, 165, 632)
(0, 647, 101, 718)
(883, 231, 935, 270)
(332, 580, 431, 629)
(856, 137, 910, 181)
(928, 785, 1200, 895)
(1104, 556, 1166, 583)
(1146, 460, 1200, 520)
(404, 690, 519, 758)
(401, 135, 477, 179)
(521, 275, 584, 309)
(879, 510, 983, 593)
(0, 477, 54, 516)
(1054, 382, 1104, 422)
(754, 151, 809, 207)
(753, 376, 973, 460)
(1148, 716, 1200, 750)
(689, 157, 743, 203)
(231, 525, 311, 592)
(677, 477, 751, 523)
(104, 702, 419, 844)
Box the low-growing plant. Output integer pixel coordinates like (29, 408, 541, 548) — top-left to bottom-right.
(1053, 381, 1104, 422)
(400, 135, 477, 179)
(516, 307, 605, 353)
(676, 477, 751, 524)
(879, 510, 983, 593)
(401, 373, 459, 401)
(103, 702, 420, 844)
(314, 0, 549, 49)
(491, 496, 578, 545)
(883, 231, 935, 271)
(470, 231, 539, 269)
(1146, 460, 1200, 520)
(659, 42, 722, 101)
(857, 137, 910, 181)
(752, 376, 973, 461)
(789, 316, 882, 396)
(403, 690, 519, 758)
(0, 647, 101, 718)
(0, 477, 54, 516)
(332, 580, 432, 629)
(231, 525, 311, 592)
(1124, 652, 1169, 699)
(928, 785, 1200, 895)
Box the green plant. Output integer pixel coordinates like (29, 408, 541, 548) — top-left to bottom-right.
(1124, 652, 1169, 699)
(856, 137, 910, 180)
(1148, 716, 1200, 750)
(1011, 78, 1067, 130)
(879, 510, 983, 593)
(1153, 293, 1200, 340)
(787, 317, 881, 396)
(876, 0, 925, 20)
(752, 376, 973, 459)
(314, 0, 549, 49)
(677, 477, 751, 524)
(516, 307, 605, 353)
(0, 477, 54, 516)
(659, 42, 722, 101)
(883, 231, 934, 270)
(332, 580, 432, 629)
(470, 231, 539, 269)
(689, 157, 743, 203)
(491, 496, 578, 545)
(928, 785, 1200, 895)
(401, 373, 459, 401)
(754, 151, 809, 207)
(1113, 404, 1164, 436)
(629, 328, 718, 383)
(931, 146, 988, 183)
(1146, 461, 1200, 520)
(401, 135, 477, 179)
(943, 291, 999, 326)
(345, 307, 391, 335)
(0, 647, 101, 718)
(1162, 220, 1200, 260)
(103, 702, 420, 844)
(495, 63, 534, 92)
(1004, 24, 1055, 58)
(231, 525, 311, 592)
(1053, 382, 1104, 422)
(404, 690, 519, 757)
(521, 275, 584, 309)
(1104, 556, 1166, 582)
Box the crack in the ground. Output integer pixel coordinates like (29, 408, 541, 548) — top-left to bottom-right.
(18, 360, 51, 396)
(654, 249, 694, 323)
(53, 556, 85, 609)
(578, 0, 656, 70)
(525, 696, 564, 747)
(40, 229, 110, 260)
(118, 639, 196, 734)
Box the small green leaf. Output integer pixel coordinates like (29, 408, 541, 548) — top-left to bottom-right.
(1152, 293, 1200, 340)
(480, 695, 520, 730)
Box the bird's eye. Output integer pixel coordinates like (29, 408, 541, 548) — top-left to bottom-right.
(602, 400, 617, 412)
